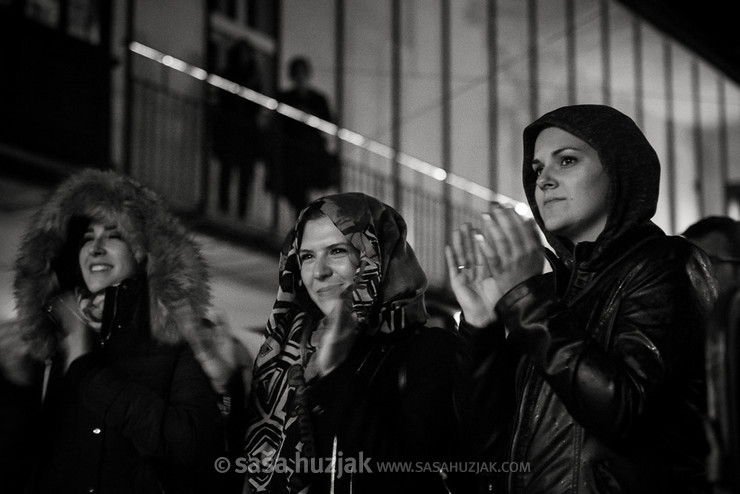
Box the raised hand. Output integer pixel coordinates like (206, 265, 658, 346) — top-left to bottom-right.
(480, 207, 544, 294)
(446, 223, 503, 328)
(0, 319, 35, 385)
(48, 291, 94, 370)
(447, 207, 544, 328)
(309, 281, 359, 378)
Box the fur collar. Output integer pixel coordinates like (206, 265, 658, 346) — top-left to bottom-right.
(13, 169, 210, 360)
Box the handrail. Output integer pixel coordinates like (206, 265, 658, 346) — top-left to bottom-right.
(128, 41, 531, 216)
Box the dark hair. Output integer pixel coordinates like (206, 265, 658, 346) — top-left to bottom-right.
(53, 216, 92, 292)
(682, 216, 740, 254)
(53, 215, 144, 293)
(288, 56, 311, 81)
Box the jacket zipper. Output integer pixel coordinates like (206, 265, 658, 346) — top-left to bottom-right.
(101, 285, 120, 346)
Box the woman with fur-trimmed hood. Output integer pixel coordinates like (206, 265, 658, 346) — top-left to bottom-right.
(6, 169, 224, 493)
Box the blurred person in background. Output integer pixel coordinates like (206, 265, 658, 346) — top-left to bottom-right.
(268, 56, 339, 218)
(683, 216, 740, 295)
(449, 105, 716, 493)
(243, 193, 459, 494)
(702, 280, 740, 494)
(213, 39, 265, 219)
(683, 217, 740, 494)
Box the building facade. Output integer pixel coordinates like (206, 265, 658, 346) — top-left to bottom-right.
(3, 0, 739, 285)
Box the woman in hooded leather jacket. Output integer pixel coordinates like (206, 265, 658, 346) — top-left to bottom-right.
(448, 105, 716, 493)
(7, 170, 225, 493)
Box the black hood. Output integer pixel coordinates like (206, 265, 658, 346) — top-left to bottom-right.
(522, 104, 660, 265)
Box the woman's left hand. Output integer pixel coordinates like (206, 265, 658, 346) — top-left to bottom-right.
(479, 207, 545, 294)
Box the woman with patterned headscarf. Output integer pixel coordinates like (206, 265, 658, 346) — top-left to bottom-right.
(243, 193, 458, 493)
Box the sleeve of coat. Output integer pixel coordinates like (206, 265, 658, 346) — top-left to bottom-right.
(73, 346, 221, 466)
(307, 328, 458, 463)
(453, 318, 515, 459)
(395, 328, 457, 462)
(495, 244, 712, 445)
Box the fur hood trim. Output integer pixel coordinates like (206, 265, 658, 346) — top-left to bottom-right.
(13, 169, 210, 360)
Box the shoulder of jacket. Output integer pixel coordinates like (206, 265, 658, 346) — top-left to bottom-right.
(399, 325, 457, 363)
(631, 233, 694, 262)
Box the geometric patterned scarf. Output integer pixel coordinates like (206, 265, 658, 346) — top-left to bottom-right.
(243, 193, 429, 493)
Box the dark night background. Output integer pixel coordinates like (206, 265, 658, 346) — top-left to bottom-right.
(620, 0, 740, 83)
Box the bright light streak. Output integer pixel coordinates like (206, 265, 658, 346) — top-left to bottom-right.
(514, 202, 533, 218)
(338, 129, 366, 147)
(189, 67, 208, 80)
(453, 310, 462, 327)
(127, 41, 527, 208)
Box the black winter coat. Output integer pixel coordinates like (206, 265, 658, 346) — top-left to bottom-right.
(4, 170, 227, 494)
(32, 279, 222, 494)
(305, 324, 459, 494)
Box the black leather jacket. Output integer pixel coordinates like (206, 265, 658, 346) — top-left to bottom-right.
(456, 224, 714, 493)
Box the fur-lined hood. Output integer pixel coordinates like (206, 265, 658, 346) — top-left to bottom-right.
(13, 169, 210, 361)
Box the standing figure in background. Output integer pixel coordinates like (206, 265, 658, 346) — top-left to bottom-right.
(683, 215, 740, 295)
(213, 40, 264, 219)
(449, 105, 716, 493)
(5, 169, 226, 493)
(270, 56, 338, 217)
(683, 216, 740, 494)
(243, 193, 458, 494)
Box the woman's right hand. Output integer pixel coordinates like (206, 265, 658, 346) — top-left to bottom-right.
(308, 282, 360, 379)
(446, 207, 544, 328)
(446, 223, 504, 328)
(48, 292, 93, 369)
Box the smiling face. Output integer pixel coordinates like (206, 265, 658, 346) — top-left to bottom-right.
(532, 127, 611, 244)
(78, 220, 138, 293)
(299, 215, 360, 316)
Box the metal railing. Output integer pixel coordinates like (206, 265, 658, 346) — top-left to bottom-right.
(129, 78, 205, 211)
(125, 42, 528, 287)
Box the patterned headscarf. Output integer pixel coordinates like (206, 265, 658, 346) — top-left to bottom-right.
(243, 193, 429, 492)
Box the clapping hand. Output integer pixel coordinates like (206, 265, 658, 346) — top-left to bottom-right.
(0, 318, 35, 385)
(48, 291, 94, 370)
(446, 206, 544, 328)
(310, 282, 358, 377)
(308, 261, 371, 378)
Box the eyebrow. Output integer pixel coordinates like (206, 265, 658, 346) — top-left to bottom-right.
(556, 146, 579, 153)
(532, 146, 582, 165)
(299, 241, 351, 253)
(84, 224, 119, 233)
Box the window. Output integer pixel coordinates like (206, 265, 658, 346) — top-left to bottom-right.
(23, 0, 102, 45)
